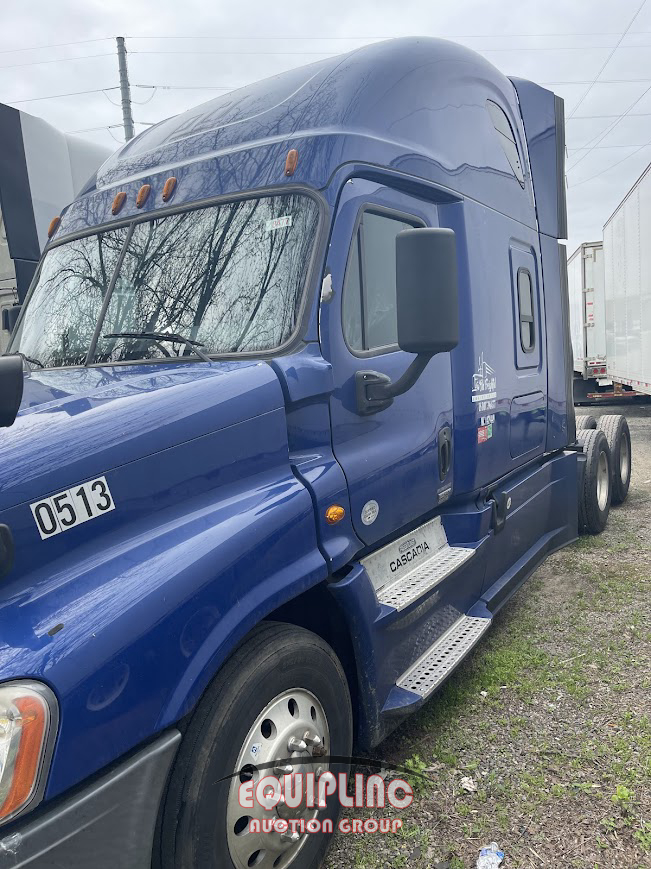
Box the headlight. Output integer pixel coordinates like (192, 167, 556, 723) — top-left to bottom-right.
(0, 682, 58, 824)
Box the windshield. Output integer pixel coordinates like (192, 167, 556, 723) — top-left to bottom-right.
(10, 192, 320, 368)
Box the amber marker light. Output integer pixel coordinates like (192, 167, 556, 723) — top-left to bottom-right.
(136, 184, 151, 208)
(111, 192, 127, 215)
(0, 683, 57, 824)
(47, 217, 61, 239)
(162, 177, 177, 202)
(284, 149, 299, 177)
(325, 505, 345, 525)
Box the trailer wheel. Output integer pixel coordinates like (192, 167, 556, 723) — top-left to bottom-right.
(576, 415, 598, 431)
(156, 622, 352, 869)
(577, 429, 611, 534)
(597, 414, 632, 505)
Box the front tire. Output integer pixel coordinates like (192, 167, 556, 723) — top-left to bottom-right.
(157, 622, 352, 869)
(577, 429, 612, 534)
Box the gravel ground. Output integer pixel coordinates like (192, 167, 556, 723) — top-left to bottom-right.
(325, 403, 651, 869)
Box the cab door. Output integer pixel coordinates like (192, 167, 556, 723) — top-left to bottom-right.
(320, 178, 454, 547)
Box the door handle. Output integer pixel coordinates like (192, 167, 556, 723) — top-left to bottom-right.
(438, 426, 452, 481)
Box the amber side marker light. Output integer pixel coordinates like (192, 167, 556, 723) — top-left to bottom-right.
(284, 149, 299, 177)
(325, 505, 345, 525)
(47, 217, 61, 239)
(111, 192, 127, 215)
(0, 684, 56, 823)
(136, 184, 151, 208)
(162, 177, 177, 202)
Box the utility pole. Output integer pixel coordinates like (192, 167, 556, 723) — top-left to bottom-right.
(116, 36, 135, 142)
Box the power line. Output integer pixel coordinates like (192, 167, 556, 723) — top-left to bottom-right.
(130, 49, 338, 57)
(543, 78, 651, 85)
(568, 0, 649, 118)
(67, 120, 152, 134)
(125, 31, 651, 39)
(0, 52, 114, 71)
(135, 84, 235, 91)
(568, 140, 651, 187)
(128, 44, 651, 58)
(569, 112, 651, 119)
(568, 81, 651, 171)
(0, 37, 113, 55)
(5, 86, 120, 104)
(568, 143, 651, 149)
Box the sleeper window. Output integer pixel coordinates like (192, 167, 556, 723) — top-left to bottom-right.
(342, 210, 418, 353)
(487, 100, 525, 187)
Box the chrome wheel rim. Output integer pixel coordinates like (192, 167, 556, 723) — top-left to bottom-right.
(226, 688, 330, 869)
(620, 435, 630, 486)
(597, 450, 609, 511)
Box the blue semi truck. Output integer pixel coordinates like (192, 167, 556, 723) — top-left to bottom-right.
(0, 37, 632, 868)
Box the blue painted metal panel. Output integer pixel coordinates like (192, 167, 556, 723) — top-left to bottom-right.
(510, 78, 567, 241)
(0, 365, 327, 797)
(320, 177, 455, 546)
(55, 38, 537, 243)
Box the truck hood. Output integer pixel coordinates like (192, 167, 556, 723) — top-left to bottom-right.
(0, 360, 284, 512)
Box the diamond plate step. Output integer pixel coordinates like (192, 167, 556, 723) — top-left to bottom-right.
(377, 545, 474, 611)
(397, 615, 492, 699)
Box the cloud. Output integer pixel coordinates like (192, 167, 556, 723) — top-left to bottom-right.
(1, 0, 651, 249)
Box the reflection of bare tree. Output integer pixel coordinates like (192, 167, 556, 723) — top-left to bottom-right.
(13, 230, 127, 367)
(97, 193, 318, 362)
(14, 194, 319, 368)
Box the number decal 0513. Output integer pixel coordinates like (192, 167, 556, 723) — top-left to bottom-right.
(30, 476, 115, 540)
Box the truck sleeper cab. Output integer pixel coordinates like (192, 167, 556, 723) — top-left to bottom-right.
(0, 37, 584, 869)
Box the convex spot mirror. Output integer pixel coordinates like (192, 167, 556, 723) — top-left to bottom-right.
(396, 227, 460, 356)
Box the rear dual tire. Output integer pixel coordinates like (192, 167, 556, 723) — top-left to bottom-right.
(577, 429, 611, 534)
(597, 414, 631, 505)
(576, 415, 598, 431)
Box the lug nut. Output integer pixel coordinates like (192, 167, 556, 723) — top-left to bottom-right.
(312, 743, 327, 757)
(281, 830, 300, 843)
(274, 763, 293, 776)
(304, 733, 322, 748)
(287, 737, 307, 752)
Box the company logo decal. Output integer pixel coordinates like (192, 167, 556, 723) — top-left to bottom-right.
(472, 353, 497, 443)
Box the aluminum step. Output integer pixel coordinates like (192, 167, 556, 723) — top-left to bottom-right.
(397, 615, 492, 699)
(377, 545, 474, 611)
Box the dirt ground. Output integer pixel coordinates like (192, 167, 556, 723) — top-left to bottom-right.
(325, 403, 651, 869)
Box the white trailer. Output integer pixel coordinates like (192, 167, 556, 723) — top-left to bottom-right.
(568, 241, 608, 381)
(0, 104, 112, 351)
(603, 161, 651, 397)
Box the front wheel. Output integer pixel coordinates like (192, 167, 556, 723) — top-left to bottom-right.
(156, 622, 353, 869)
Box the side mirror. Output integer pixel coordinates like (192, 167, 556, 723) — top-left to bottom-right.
(2, 305, 22, 334)
(396, 227, 459, 355)
(355, 227, 460, 415)
(0, 356, 24, 428)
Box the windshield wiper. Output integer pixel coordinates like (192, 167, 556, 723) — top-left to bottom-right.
(103, 332, 212, 364)
(5, 351, 44, 369)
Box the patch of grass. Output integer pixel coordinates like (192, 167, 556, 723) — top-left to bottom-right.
(403, 754, 431, 796)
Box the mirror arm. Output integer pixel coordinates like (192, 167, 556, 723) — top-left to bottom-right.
(355, 353, 433, 415)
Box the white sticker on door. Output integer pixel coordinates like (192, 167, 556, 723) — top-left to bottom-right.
(30, 476, 115, 540)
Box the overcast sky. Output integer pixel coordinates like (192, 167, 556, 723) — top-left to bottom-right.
(2, 0, 651, 255)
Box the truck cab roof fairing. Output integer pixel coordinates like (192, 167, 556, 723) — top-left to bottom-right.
(59, 38, 542, 238)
